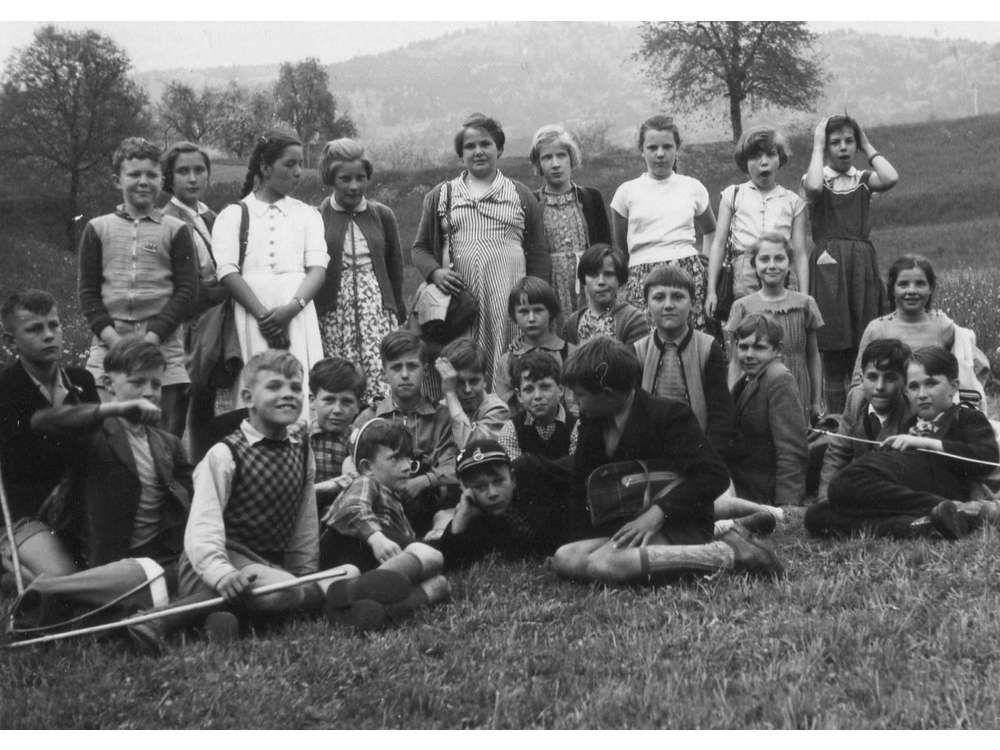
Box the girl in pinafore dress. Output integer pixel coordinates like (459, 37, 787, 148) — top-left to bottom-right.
(315, 139, 406, 407)
(726, 233, 824, 424)
(801, 115, 899, 415)
(529, 124, 611, 324)
(212, 131, 327, 418)
(411, 113, 549, 396)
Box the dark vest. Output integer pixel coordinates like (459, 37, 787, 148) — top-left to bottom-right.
(513, 411, 577, 461)
(222, 430, 308, 562)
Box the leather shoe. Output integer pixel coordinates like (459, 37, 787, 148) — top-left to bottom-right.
(718, 528, 784, 579)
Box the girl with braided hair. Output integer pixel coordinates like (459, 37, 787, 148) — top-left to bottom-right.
(211, 131, 328, 416)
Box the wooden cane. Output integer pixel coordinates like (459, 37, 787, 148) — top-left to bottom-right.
(0, 456, 26, 595)
(2, 566, 351, 650)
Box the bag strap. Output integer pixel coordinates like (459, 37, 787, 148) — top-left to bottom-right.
(443, 183, 454, 270)
(237, 202, 250, 272)
(723, 184, 740, 265)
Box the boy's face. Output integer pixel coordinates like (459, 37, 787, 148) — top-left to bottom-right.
(242, 368, 304, 427)
(518, 375, 561, 424)
(646, 284, 691, 339)
(363, 445, 412, 495)
(736, 333, 780, 377)
(585, 256, 620, 310)
(4, 306, 62, 369)
(105, 366, 164, 407)
(906, 363, 957, 421)
(383, 353, 425, 402)
(311, 387, 360, 437)
(513, 302, 551, 341)
(571, 386, 627, 420)
(861, 363, 905, 416)
(456, 368, 486, 412)
(462, 463, 514, 516)
(115, 157, 163, 214)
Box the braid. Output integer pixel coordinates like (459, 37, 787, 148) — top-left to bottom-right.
(239, 130, 301, 199)
(240, 158, 259, 199)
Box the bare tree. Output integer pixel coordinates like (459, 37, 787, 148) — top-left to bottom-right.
(0, 25, 149, 250)
(635, 22, 828, 140)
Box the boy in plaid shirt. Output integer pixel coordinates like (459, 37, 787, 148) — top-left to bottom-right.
(309, 357, 365, 520)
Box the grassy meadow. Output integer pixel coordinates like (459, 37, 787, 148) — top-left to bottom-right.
(3, 115, 1000, 729)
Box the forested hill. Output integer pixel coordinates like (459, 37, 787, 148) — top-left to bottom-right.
(136, 23, 1000, 152)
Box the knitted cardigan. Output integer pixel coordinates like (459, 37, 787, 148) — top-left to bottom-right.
(563, 301, 650, 347)
(532, 184, 612, 247)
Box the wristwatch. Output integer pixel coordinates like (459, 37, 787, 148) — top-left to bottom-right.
(293, 297, 307, 309)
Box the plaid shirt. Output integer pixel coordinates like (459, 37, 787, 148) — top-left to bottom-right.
(311, 430, 351, 483)
(327, 475, 414, 541)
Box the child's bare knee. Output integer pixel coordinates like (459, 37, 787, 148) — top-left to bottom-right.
(551, 544, 587, 580)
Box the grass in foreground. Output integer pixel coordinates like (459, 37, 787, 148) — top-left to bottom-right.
(3, 517, 1000, 729)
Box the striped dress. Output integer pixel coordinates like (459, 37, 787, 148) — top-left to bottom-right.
(442, 172, 528, 390)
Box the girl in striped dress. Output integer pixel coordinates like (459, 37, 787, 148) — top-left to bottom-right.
(315, 139, 405, 407)
(412, 113, 549, 395)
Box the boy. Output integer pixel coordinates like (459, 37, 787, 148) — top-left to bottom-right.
(438, 438, 571, 568)
(434, 338, 510, 450)
(355, 330, 459, 534)
(0, 291, 100, 582)
(309, 357, 365, 519)
(814, 346, 998, 540)
(550, 337, 783, 584)
(728, 314, 809, 508)
(78, 137, 198, 437)
(30, 337, 192, 582)
(634, 264, 733, 458)
(494, 277, 576, 407)
(497, 350, 577, 461)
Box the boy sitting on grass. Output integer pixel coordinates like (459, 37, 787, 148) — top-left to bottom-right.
(550, 337, 783, 584)
(434, 338, 510, 450)
(496, 350, 577, 461)
(813, 346, 999, 540)
(494, 277, 576, 408)
(309, 357, 365, 520)
(355, 330, 459, 535)
(437, 438, 571, 568)
(1, 290, 99, 583)
(321, 418, 448, 630)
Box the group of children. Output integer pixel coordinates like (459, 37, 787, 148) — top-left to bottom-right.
(3, 112, 998, 653)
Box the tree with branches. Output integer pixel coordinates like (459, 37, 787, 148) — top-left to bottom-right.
(0, 25, 150, 250)
(273, 58, 356, 166)
(635, 22, 828, 140)
(158, 81, 216, 143)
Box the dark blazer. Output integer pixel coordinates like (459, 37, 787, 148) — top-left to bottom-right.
(0, 361, 99, 522)
(314, 198, 406, 323)
(411, 178, 550, 283)
(571, 388, 729, 540)
(533, 184, 612, 247)
(79, 418, 193, 567)
(730, 360, 809, 506)
(817, 386, 911, 500)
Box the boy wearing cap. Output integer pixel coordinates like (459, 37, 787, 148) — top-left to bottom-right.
(437, 438, 572, 568)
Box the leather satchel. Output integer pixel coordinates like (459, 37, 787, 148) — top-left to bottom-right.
(714, 184, 740, 322)
(585, 460, 684, 528)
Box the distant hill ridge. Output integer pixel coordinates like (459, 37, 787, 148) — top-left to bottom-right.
(124, 23, 1000, 152)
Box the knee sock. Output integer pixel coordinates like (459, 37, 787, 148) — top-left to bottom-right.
(638, 543, 733, 583)
(384, 575, 451, 622)
(379, 543, 443, 584)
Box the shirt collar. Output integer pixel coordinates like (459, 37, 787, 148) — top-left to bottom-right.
(240, 418, 301, 446)
(867, 404, 889, 425)
(115, 205, 162, 223)
(823, 165, 859, 180)
(375, 395, 437, 417)
(653, 327, 692, 351)
(331, 196, 368, 213)
(511, 338, 566, 356)
(23, 364, 70, 406)
(525, 404, 566, 427)
(612, 391, 635, 433)
(169, 195, 209, 218)
(245, 192, 291, 217)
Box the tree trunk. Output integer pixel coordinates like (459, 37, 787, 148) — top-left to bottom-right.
(66, 168, 80, 253)
(729, 94, 743, 142)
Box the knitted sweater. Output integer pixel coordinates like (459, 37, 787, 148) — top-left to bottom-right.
(563, 301, 650, 347)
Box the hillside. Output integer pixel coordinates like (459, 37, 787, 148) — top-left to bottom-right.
(134, 24, 1000, 152)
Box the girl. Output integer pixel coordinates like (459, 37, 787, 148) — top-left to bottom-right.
(725, 233, 824, 423)
(706, 126, 808, 318)
(161, 141, 226, 458)
(315, 138, 405, 407)
(729, 313, 810, 508)
(610, 115, 716, 330)
(411, 113, 549, 395)
(802, 114, 899, 415)
(851, 254, 954, 386)
(563, 244, 649, 347)
(827, 346, 998, 540)
(529, 124, 612, 321)
(212, 131, 327, 418)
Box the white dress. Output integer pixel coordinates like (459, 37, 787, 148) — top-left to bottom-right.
(213, 193, 328, 417)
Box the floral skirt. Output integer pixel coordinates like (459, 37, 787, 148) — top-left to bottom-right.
(320, 267, 397, 407)
(625, 255, 709, 332)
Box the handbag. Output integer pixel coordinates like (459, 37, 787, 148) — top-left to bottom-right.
(585, 459, 684, 528)
(714, 184, 740, 322)
(405, 182, 478, 357)
(183, 203, 249, 389)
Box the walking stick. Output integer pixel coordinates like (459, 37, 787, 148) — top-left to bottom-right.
(0, 455, 25, 595)
(2, 566, 351, 650)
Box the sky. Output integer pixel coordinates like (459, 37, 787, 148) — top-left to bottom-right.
(1, 6, 999, 72)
